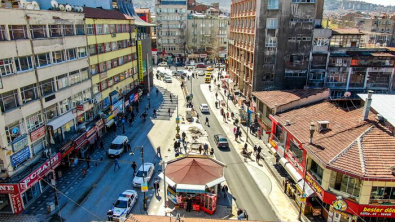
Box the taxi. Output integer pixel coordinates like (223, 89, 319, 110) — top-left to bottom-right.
(206, 66, 214, 71)
(111, 190, 138, 220)
(205, 76, 211, 83)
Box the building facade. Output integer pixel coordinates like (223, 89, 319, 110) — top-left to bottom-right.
(155, 0, 188, 63)
(186, 9, 229, 63)
(228, 0, 324, 99)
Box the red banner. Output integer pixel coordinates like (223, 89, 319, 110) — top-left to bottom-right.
(11, 193, 23, 214)
(30, 126, 45, 143)
(359, 205, 395, 218)
(19, 153, 61, 193)
(0, 184, 19, 194)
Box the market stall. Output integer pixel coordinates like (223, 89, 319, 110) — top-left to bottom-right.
(159, 156, 226, 215)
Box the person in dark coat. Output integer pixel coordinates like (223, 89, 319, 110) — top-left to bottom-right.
(131, 161, 137, 175)
(253, 145, 258, 155)
(222, 185, 228, 197)
(186, 197, 192, 212)
(174, 141, 178, 152)
(198, 145, 202, 154)
(257, 146, 262, 154)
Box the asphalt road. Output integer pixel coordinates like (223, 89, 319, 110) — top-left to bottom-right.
(185, 68, 279, 221)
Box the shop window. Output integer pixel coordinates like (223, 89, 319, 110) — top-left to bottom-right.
(309, 160, 324, 185)
(97, 43, 104, 54)
(44, 103, 58, 121)
(15, 55, 34, 72)
(56, 74, 69, 90)
(66, 48, 77, 60)
(5, 120, 25, 143)
(0, 58, 14, 76)
(86, 24, 94, 35)
(22, 183, 40, 207)
(0, 194, 12, 212)
(289, 141, 303, 163)
(78, 47, 87, 58)
(69, 70, 81, 85)
(30, 25, 47, 38)
(103, 24, 109, 34)
(9, 25, 28, 40)
(21, 84, 38, 104)
(59, 97, 71, 114)
(35, 53, 51, 67)
(0, 90, 19, 112)
(75, 24, 85, 35)
(49, 25, 62, 37)
(63, 25, 74, 36)
(0, 25, 7, 41)
(370, 187, 395, 203)
(95, 24, 103, 35)
(52, 50, 65, 63)
(40, 78, 55, 96)
(26, 111, 44, 132)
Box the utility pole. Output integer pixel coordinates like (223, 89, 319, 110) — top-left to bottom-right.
(162, 161, 167, 215)
(146, 54, 151, 108)
(140, 146, 147, 211)
(298, 157, 309, 221)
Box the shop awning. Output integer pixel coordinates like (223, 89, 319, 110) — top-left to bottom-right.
(47, 111, 75, 130)
(296, 179, 315, 197)
(158, 172, 176, 187)
(105, 119, 115, 128)
(280, 158, 303, 183)
(176, 184, 206, 193)
(267, 143, 277, 155)
(206, 176, 226, 188)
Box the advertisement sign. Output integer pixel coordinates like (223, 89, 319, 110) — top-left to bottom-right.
(10, 147, 30, 167)
(11, 193, 23, 214)
(199, 54, 207, 58)
(359, 206, 395, 218)
(277, 145, 285, 158)
(60, 141, 73, 158)
(19, 153, 61, 193)
(333, 198, 348, 211)
(96, 119, 104, 130)
(111, 100, 123, 112)
(141, 182, 148, 192)
(138, 40, 144, 81)
(30, 126, 45, 143)
(85, 127, 96, 139)
(0, 184, 19, 194)
(129, 93, 135, 103)
(11, 135, 28, 153)
(305, 173, 325, 199)
(76, 104, 84, 111)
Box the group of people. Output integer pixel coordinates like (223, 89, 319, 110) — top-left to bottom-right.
(233, 126, 243, 141)
(197, 143, 213, 155)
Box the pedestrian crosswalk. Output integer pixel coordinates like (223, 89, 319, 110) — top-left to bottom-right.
(155, 86, 178, 120)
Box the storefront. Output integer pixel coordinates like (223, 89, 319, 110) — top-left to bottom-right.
(47, 111, 76, 144)
(0, 184, 19, 213)
(73, 133, 88, 159)
(60, 141, 75, 167)
(95, 119, 104, 138)
(29, 126, 46, 155)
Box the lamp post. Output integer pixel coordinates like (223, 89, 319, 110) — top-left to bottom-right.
(131, 146, 147, 211)
(298, 157, 309, 221)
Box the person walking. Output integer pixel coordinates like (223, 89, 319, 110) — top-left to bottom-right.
(174, 141, 178, 152)
(215, 101, 218, 109)
(257, 146, 262, 155)
(244, 143, 248, 152)
(153, 109, 157, 118)
(205, 117, 209, 126)
(210, 148, 214, 155)
(86, 155, 91, 168)
(196, 112, 199, 120)
(222, 185, 228, 198)
(131, 112, 135, 123)
(182, 131, 186, 141)
(153, 179, 160, 196)
(157, 146, 161, 158)
(256, 153, 261, 164)
(215, 92, 218, 99)
(168, 108, 171, 116)
(170, 94, 172, 102)
(253, 145, 258, 155)
(198, 145, 202, 154)
(114, 158, 121, 171)
(204, 143, 209, 155)
(226, 112, 230, 120)
(156, 89, 159, 96)
(131, 161, 137, 175)
(223, 113, 226, 122)
(235, 132, 239, 141)
(141, 111, 147, 122)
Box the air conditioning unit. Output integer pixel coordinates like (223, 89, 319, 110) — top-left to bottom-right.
(316, 121, 330, 132)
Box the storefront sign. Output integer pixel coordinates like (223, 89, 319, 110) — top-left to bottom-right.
(199, 54, 207, 58)
(105, 115, 113, 123)
(269, 139, 277, 149)
(0, 184, 19, 194)
(30, 126, 45, 143)
(138, 40, 144, 81)
(19, 153, 61, 193)
(141, 182, 148, 192)
(60, 141, 73, 158)
(96, 119, 104, 130)
(74, 134, 86, 147)
(111, 100, 123, 112)
(11, 135, 28, 152)
(277, 145, 285, 158)
(305, 173, 324, 199)
(10, 147, 30, 167)
(333, 198, 348, 211)
(359, 206, 395, 218)
(11, 193, 23, 214)
(86, 127, 96, 139)
(76, 105, 84, 111)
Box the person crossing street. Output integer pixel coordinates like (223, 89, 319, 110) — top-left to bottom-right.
(114, 158, 121, 171)
(153, 179, 160, 196)
(131, 161, 137, 175)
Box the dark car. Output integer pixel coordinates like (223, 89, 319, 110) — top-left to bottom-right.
(196, 63, 207, 69)
(172, 70, 185, 76)
(175, 62, 184, 67)
(214, 134, 229, 149)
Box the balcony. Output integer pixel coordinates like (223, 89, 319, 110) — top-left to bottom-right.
(367, 82, 390, 89)
(325, 82, 347, 88)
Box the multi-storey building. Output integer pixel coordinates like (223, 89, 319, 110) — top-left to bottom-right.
(155, 0, 188, 63)
(187, 8, 229, 63)
(0, 7, 91, 213)
(228, 0, 325, 99)
(84, 7, 139, 129)
(356, 16, 395, 47)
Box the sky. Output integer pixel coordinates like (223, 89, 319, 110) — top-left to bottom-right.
(360, 0, 395, 6)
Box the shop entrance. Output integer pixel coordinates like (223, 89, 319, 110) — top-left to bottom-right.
(0, 194, 12, 213)
(21, 183, 40, 207)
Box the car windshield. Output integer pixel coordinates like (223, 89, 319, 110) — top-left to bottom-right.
(136, 170, 148, 177)
(219, 138, 228, 142)
(114, 200, 127, 208)
(110, 144, 121, 150)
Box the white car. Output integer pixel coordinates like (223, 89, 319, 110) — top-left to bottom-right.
(111, 190, 138, 220)
(133, 163, 155, 187)
(200, 104, 210, 113)
(164, 76, 172, 83)
(158, 61, 168, 67)
(184, 64, 195, 70)
(197, 71, 205, 76)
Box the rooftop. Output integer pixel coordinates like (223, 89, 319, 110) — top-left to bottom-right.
(332, 28, 364, 35)
(252, 89, 328, 109)
(271, 101, 395, 180)
(83, 7, 127, 20)
(126, 215, 264, 222)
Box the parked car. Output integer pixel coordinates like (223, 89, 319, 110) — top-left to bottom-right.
(175, 62, 184, 67)
(107, 136, 129, 158)
(206, 66, 214, 71)
(111, 190, 138, 220)
(158, 61, 168, 67)
(214, 134, 229, 149)
(200, 104, 210, 113)
(164, 76, 172, 83)
(133, 163, 155, 187)
(185, 64, 195, 70)
(195, 63, 207, 69)
(172, 70, 185, 76)
(197, 71, 205, 76)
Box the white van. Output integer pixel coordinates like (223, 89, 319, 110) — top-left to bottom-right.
(108, 135, 129, 158)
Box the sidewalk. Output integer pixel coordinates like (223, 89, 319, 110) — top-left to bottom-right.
(200, 83, 301, 222)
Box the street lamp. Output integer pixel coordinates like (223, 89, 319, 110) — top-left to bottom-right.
(130, 146, 147, 211)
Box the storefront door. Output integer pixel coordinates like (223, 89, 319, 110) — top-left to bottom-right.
(54, 128, 63, 144)
(21, 183, 40, 207)
(0, 194, 12, 213)
(333, 211, 352, 222)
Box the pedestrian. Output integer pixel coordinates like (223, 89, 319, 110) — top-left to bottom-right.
(256, 153, 261, 163)
(253, 145, 257, 155)
(182, 131, 186, 141)
(224, 89, 227, 96)
(198, 145, 202, 154)
(113, 121, 117, 133)
(86, 155, 90, 168)
(215, 92, 218, 99)
(210, 148, 214, 155)
(257, 146, 262, 154)
(156, 89, 159, 96)
(220, 108, 224, 116)
(244, 143, 248, 152)
(177, 141, 181, 152)
(174, 141, 178, 152)
(168, 108, 171, 116)
(157, 146, 161, 158)
(204, 143, 209, 154)
(131, 161, 137, 175)
(196, 112, 199, 120)
(127, 143, 131, 152)
(215, 101, 218, 109)
(222, 185, 228, 198)
(131, 112, 135, 123)
(233, 127, 237, 135)
(100, 140, 104, 150)
(184, 143, 188, 154)
(141, 111, 147, 122)
(154, 179, 160, 196)
(153, 109, 157, 118)
(114, 158, 121, 171)
(170, 94, 172, 101)
(226, 112, 229, 120)
(205, 117, 209, 126)
(186, 197, 192, 212)
(235, 132, 239, 141)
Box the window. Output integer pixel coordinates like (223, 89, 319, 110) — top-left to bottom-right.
(274, 124, 282, 141)
(110, 24, 116, 34)
(1, 58, 15, 76)
(97, 43, 104, 54)
(88, 45, 97, 55)
(265, 37, 277, 47)
(76, 25, 85, 35)
(77, 47, 87, 58)
(80, 68, 89, 81)
(5, 120, 25, 144)
(313, 37, 329, 46)
(105, 42, 111, 52)
(63, 25, 74, 36)
(95, 24, 103, 35)
(30, 25, 47, 38)
(289, 141, 303, 163)
(44, 104, 58, 121)
(100, 79, 108, 91)
(72, 92, 83, 107)
(103, 24, 109, 34)
(266, 18, 278, 29)
(21, 84, 38, 104)
(49, 25, 62, 37)
(86, 24, 94, 35)
(40, 78, 55, 96)
(90, 64, 98, 75)
(116, 24, 122, 33)
(9, 25, 28, 40)
(268, 0, 279, 9)
(112, 42, 118, 51)
(35, 53, 51, 67)
(0, 90, 19, 112)
(15, 56, 34, 72)
(52, 50, 65, 63)
(56, 74, 69, 90)
(119, 56, 124, 65)
(25, 111, 44, 132)
(108, 77, 114, 87)
(66, 48, 77, 60)
(59, 98, 71, 114)
(99, 62, 106, 73)
(93, 83, 100, 94)
(370, 187, 395, 203)
(309, 160, 324, 184)
(106, 61, 111, 70)
(0, 25, 6, 41)
(69, 70, 81, 85)
(111, 58, 118, 68)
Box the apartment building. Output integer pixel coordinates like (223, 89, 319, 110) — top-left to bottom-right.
(84, 7, 138, 128)
(356, 16, 395, 47)
(155, 0, 188, 63)
(187, 8, 229, 63)
(228, 0, 325, 99)
(0, 7, 91, 213)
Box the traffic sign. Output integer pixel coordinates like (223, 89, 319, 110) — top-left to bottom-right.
(141, 182, 148, 192)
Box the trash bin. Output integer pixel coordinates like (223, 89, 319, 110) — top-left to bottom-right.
(47, 202, 55, 213)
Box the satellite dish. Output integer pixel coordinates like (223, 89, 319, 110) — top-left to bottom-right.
(344, 92, 351, 98)
(65, 4, 72, 11)
(59, 4, 65, 11)
(51, 0, 58, 8)
(19, 0, 27, 8)
(32, 1, 39, 10)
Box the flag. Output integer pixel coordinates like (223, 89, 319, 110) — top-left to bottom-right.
(162, 49, 165, 57)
